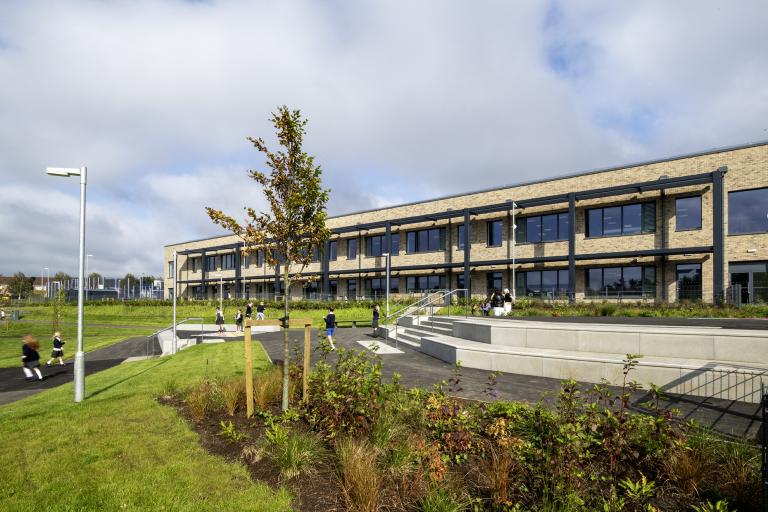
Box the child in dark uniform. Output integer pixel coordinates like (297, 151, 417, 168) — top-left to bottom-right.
(324, 307, 336, 350)
(46, 331, 66, 366)
(21, 335, 43, 381)
(235, 309, 243, 332)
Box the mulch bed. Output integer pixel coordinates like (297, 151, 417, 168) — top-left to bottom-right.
(158, 396, 344, 512)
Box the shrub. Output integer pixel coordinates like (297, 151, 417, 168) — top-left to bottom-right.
(263, 423, 324, 480)
(304, 348, 388, 439)
(253, 365, 283, 409)
(221, 377, 244, 417)
(159, 378, 179, 398)
(336, 437, 381, 512)
(218, 420, 247, 442)
(417, 487, 470, 512)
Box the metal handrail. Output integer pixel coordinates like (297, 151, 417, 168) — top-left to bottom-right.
(390, 289, 469, 347)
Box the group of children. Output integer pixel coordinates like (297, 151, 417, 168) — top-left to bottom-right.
(471, 288, 514, 317)
(214, 301, 266, 333)
(20, 331, 67, 382)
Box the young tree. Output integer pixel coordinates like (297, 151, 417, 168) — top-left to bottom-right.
(8, 272, 34, 299)
(207, 106, 331, 411)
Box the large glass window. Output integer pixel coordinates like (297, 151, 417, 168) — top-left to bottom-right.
(586, 266, 656, 298)
(728, 188, 768, 235)
(190, 258, 198, 272)
(586, 203, 656, 237)
(516, 213, 569, 243)
(390, 234, 400, 255)
(329, 280, 338, 296)
(328, 241, 338, 261)
(364, 278, 385, 297)
(676, 196, 702, 231)
(347, 279, 357, 297)
(221, 253, 235, 269)
(486, 272, 503, 294)
(516, 269, 571, 298)
(206, 255, 217, 271)
(406, 275, 447, 292)
(241, 254, 249, 268)
(347, 238, 357, 259)
(677, 264, 702, 301)
(457, 224, 466, 250)
(365, 235, 383, 257)
(311, 247, 321, 262)
(406, 228, 445, 253)
(487, 220, 503, 247)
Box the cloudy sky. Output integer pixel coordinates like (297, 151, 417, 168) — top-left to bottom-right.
(1, 0, 766, 278)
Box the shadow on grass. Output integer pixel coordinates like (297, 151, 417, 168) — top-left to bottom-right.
(86, 358, 170, 399)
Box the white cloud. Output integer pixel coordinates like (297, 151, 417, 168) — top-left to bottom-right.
(0, 0, 766, 276)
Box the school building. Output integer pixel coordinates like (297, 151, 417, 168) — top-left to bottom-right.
(163, 140, 768, 304)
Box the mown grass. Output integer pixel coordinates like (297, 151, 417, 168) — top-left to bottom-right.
(0, 321, 155, 368)
(0, 341, 292, 512)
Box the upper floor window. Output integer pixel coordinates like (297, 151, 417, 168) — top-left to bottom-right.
(221, 253, 235, 270)
(255, 250, 264, 267)
(241, 254, 249, 268)
(191, 258, 199, 272)
(365, 234, 398, 257)
(206, 255, 217, 271)
(487, 220, 503, 247)
(457, 224, 466, 250)
(311, 247, 321, 263)
(586, 202, 655, 238)
(676, 196, 702, 231)
(729, 188, 768, 235)
(328, 241, 338, 261)
(347, 238, 358, 259)
(516, 213, 569, 243)
(168, 261, 174, 277)
(406, 228, 445, 253)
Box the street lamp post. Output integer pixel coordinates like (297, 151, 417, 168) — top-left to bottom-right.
(511, 202, 517, 301)
(46, 166, 87, 403)
(172, 251, 177, 354)
(43, 267, 49, 300)
(382, 253, 391, 320)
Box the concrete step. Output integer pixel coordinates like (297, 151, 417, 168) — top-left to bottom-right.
(415, 330, 768, 403)
(390, 329, 422, 348)
(419, 324, 453, 336)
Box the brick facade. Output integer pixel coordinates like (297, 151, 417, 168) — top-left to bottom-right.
(164, 142, 768, 304)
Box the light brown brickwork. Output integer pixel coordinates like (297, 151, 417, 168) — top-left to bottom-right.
(164, 142, 768, 304)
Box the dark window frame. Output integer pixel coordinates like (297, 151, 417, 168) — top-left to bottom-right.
(486, 220, 503, 247)
(328, 241, 338, 261)
(515, 212, 569, 244)
(406, 227, 446, 254)
(584, 265, 656, 298)
(346, 238, 358, 259)
(586, 202, 656, 238)
(728, 187, 768, 236)
(515, 269, 570, 298)
(675, 195, 702, 232)
(676, 263, 702, 301)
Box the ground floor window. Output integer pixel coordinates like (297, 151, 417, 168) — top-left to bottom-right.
(329, 280, 338, 296)
(516, 269, 569, 298)
(677, 263, 702, 301)
(729, 262, 768, 304)
(586, 265, 655, 298)
(347, 279, 357, 297)
(486, 272, 503, 295)
(303, 281, 319, 299)
(365, 278, 385, 298)
(406, 275, 447, 292)
(457, 273, 465, 290)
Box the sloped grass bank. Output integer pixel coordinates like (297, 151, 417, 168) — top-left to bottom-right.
(0, 342, 292, 512)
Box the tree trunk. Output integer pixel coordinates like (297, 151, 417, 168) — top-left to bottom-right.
(281, 267, 291, 411)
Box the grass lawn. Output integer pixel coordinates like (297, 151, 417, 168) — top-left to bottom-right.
(0, 320, 155, 368)
(18, 303, 379, 328)
(0, 341, 293, 512)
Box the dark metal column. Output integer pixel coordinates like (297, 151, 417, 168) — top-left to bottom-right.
(568, 193, 576, 303)
(200, 249, 207, 299)
(234, 244, 242, 298)
(321, 240, 330, 297)
(713, 166, 727, 303)
(463, 209, 471, 297)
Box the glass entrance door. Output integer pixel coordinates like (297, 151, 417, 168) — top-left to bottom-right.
(729, 263, 768, 304)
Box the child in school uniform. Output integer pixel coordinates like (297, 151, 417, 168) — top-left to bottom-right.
(324, 307, 336, 350)
(21, 335, 43, 381)
(235, 310, 244, 332)
(46, 331, 66, 366)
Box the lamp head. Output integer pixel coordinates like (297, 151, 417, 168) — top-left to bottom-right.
(46, 167, 81, 177)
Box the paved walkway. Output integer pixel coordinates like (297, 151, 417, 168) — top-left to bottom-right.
(240, 327, 763, 440)
(0, 336, 161, 406)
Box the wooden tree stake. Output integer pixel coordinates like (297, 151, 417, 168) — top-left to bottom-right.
(244, 318, 254, 418)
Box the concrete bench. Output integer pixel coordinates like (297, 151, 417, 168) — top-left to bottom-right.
(335, 319, 374, 328)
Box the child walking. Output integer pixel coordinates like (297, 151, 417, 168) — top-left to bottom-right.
(324, 307, 336, 350)
(21, 335, 43, 381)
(235, 309, 243, 332)
(215, 307, 225, 333)
(46, 331, 66, 366)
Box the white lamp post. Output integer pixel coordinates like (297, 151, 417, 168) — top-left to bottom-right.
(382, 253, 391, 320)
(43, 267, 49, 299)
(214, 273, 223, 311)
(511, 202, 517, 301)
(172, 251, 177, 354)
(46, 166, 87, 403)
